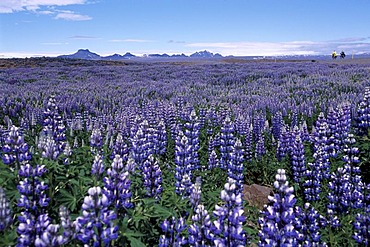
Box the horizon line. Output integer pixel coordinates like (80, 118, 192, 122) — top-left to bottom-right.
(1, 49, 366, 59)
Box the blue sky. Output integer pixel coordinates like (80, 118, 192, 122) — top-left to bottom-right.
(1, 0, 370, 57)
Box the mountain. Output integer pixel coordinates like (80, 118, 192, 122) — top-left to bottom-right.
(122, 52, 136, 58)
(58, 49, 224, 60)
(171, 53, 188, 58)
(148, 53, 170, 58)
(103, 53, 125, 60)
(190, 50, 223, 58)
(58, 49, 101, 60)
(103, 52, 136, 60)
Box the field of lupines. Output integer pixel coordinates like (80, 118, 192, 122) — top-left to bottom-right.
(1, 58, 370, 246)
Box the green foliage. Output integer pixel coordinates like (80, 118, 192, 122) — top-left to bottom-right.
(2, 112, 370, 246)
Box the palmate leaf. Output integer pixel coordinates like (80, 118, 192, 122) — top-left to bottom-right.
(126, 235, 147, 247)
(57, 188, 79, 211)
(152, 203, 172, 218)
(0, 228, 17, 246)
(121, 228, 148, 247)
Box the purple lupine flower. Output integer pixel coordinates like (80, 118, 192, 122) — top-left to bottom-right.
(0, 187, 13, 231)
(303, 147, 328, 202)
(198, 108, 206, 129)
(110, 133, 129, 162)
(253, 114, 265, 142)
(72, 112, 83, 131)
(208, 149, 219, 170)
(154, 120, 167, 155)
(207, 136, 220, 170)
(159, 217, 187, 247)
(299, 118, 310, 142)
(327, 134, 364, 228)
(176, 98, 187, 124)
(166, 106, 178, 139)
(291, 134, 306, 184)
(90, 128, 103, 154)
(179, 174, 192, 199)
(2, 125, 31, 169)
(353, 211, 370, 245)
(353, 184, 370, 245)
(184, 110, 200, 171)
(304, 114, 331, 198)
(42, 95, 66, 158)
(190, 177, 202, 208)
(73, 136, 78, 148)
(357, 87, 370, 134)
(327, 168, 344, 228)
(244, 123, 253, 162)
(188, 204, 214, 247)
(276, 125, 290, 161)
(342, 135, 364, 210)
(35, 217, 66, 247)
(255, 132, 266, 160)
(290, 110, 299, 129)
(16, 141, 52, 246)
(174, 131, 192, 196)
(272, 111, 284, 141)
(91, 153, 105, 179)
(206, 107, 218, 135)
(220, 116, 235, 170)
(212, 177, 247, 247)
(312, 112, 329, 155)
(326, 106, 340, 157)
(327, 167, 347, 228)
(228, 139, 244, 192)
(59, 205, 74, 243)
(103, 155, 133, 216)
(74, 187, 118, 247)
(336, 104, 351, 150)
(295, 203, 327, 246)
(258, 169, 299, 246)
(142, 154, 163, 199)
(235, 115, 248, 137)
(0, 125, 5, 148)
(40, 136, 59, 160)
(17, 211, 36, 246)
(125, 156, 136, 173)
(62, 142, 72, 165)
(130, 120, 152, 168)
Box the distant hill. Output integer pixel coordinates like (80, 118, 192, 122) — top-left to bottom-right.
(57, 49, 225, 60)
(190, 50, 223, 58)
(102, 52, 136, 60)
(122, 52, 136, 59)
(171, 53, 188, 58)
(58, 49, 101, 60)
(148, 53, 170, 58)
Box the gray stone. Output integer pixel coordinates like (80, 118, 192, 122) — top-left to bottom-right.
(243, 184, 273, 210)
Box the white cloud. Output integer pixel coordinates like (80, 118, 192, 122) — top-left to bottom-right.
(185, 41, 316, 56)
(55, 11, 92, 21)
(185, 40, 370, 56)
(168, 40, 186, 44)
(0, 0, 87, 13)
(109, 39, 153, 43)
(37, 10, 54, 15)
(69, 35, 99, 39)
(41, 42, 69, 45)
(327, 37, 370, 43)
(0, 51, 61, 58)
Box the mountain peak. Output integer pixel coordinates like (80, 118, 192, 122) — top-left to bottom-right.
(190, 50, 222, 58)
(58, 49, 223, 60)
(102, 52, 136, 60)
(58, 49, 101, 60)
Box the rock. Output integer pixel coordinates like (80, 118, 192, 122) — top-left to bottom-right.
(243, 184, 273, 210)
